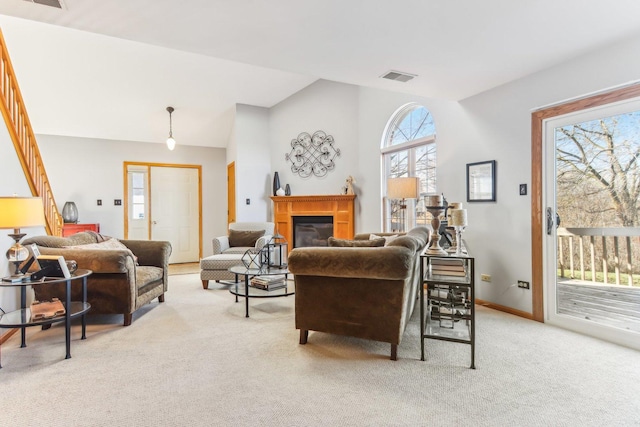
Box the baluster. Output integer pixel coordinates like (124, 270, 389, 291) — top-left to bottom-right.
(569, 236, 575, 279)
(614, 236, 621, 285)
(590, 236, 596, 283)
(558, 236, 565, 278)
(602, 236, 608, 285)
(626, 236, 633, 287)
(579, 236, 585, 280)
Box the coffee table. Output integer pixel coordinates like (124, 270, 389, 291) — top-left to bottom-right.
(228, 266, 293, 317)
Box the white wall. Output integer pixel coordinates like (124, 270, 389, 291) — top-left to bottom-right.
(453, 32, 640, 313)
(0, 115, 45, 331)
(263, 31, 640, 316)
(4, 28, 640, 323)
(269, 80, 360, 201)
(36, 135, 227, 257)
(234, 104, 271, 222)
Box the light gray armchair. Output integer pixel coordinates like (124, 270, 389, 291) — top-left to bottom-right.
(200, 222, 275, 288)
(212, 222, 275, 255)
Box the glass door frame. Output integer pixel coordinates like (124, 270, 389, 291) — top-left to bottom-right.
(532, 83, 640, 350)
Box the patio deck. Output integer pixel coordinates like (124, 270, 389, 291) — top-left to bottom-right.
(557, 279, 640, 333)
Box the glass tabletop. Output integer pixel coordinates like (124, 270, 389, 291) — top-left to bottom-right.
(228, 266, 289, 276)
(0, 269, 92, 287)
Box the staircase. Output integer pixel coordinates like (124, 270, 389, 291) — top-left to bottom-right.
(0, 29, 62, 236)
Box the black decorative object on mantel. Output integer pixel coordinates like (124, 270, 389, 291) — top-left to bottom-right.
(285, 184, 291, 196)
(273, 172, 280, 196)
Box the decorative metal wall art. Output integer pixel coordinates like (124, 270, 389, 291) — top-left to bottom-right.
(285, 131, 340, 178)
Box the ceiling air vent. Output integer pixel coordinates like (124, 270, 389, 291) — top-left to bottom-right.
(381, 70, 417, 83)
(22, 0, 65, 9)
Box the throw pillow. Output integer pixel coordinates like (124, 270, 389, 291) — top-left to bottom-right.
(64, 238, 139, 264)
(228, 229, 265, 247)
(369, 233, 399, 245)
(328, 237, 386, 247)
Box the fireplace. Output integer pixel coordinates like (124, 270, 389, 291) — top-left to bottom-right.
(271, 194, 355, 252)
(293, 216, 333, 248)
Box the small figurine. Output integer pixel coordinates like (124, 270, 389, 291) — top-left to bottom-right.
(345, 175, 356, 195)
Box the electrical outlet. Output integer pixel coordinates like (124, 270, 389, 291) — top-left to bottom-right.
(114, 199, 122, 206)
(481, 274, 491, 282)
(518, 280, 530, 289)
(97, 199, 102, 206)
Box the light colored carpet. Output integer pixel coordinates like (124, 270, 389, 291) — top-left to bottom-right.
(1, 273, 639, 426)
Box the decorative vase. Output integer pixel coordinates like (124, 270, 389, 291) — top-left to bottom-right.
(285, 184, 291, 196)
(273, 172, 280, 196)
(66, 260, 78, 274)
(276, 187, 286, 196)
(62, 201, 78, 224)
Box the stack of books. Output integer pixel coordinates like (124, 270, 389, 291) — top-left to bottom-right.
(430, 257, 467, 277)
(250, 275, 287, 291)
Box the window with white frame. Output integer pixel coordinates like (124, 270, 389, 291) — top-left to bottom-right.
(382, 103, 436, 232)
(129, 170, 147, 220)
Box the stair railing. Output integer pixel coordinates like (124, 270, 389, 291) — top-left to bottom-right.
(0, 29, 62, 236)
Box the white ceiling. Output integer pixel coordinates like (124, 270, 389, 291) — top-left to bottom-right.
(1, 0, 640, 148)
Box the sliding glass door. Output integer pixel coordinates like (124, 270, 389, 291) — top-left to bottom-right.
(543, 98, 640, 350)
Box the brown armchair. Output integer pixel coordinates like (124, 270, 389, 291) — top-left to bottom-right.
(288, 227, 429, 360)
(23, 231, 172, 326)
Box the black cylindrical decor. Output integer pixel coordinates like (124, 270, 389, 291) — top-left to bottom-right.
(285, 184, 291, 196)
(273, 172, 280, 196)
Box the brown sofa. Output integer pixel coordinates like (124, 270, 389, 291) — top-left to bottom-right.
(288, 226, 429, 360)
(23, 231, 172, 326)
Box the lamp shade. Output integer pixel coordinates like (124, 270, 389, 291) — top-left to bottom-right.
(387, 177, 420, 199)
(0, 197, 46, 229)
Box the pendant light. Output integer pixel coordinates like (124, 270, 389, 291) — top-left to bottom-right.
(166, 106, 176, 150)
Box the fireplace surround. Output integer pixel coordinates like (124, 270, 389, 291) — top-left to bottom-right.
(271, 195, 355, 252)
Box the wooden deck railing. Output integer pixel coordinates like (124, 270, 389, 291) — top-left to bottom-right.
(0, 29, 61, 236)
(557, 227, 640, 286)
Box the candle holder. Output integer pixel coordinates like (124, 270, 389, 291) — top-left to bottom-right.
(454, 225, 466, 256)
(448, 208, 468, 256)
(425, 205, 447, 255)
(446, 226, 457, 253)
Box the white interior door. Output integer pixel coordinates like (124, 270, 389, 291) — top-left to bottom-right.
(543, 98, 640, 350)
(150, 166, 200, 263)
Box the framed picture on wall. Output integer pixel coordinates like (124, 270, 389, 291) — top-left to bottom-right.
(467, 160, 496, 202)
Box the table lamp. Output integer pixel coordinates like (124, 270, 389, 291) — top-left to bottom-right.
(387, 177, 420, 232)
(0, 196, 46, 281)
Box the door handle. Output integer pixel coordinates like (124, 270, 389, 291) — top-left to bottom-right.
(546, 208, 560, 235)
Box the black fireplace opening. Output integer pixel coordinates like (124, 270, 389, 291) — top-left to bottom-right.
(293, 216, 334, 248)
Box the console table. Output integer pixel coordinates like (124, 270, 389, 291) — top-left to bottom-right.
(0, 269, 92, 368)
(62, 223, 100, 237)
(419, 253, 475, 369)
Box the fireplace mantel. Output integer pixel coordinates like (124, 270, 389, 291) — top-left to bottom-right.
(271, 195, 355, 251)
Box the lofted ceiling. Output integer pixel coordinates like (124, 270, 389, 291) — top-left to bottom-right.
(1, 0, 640, 148)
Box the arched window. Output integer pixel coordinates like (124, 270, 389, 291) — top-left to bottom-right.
(382, 103, 436, 232)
